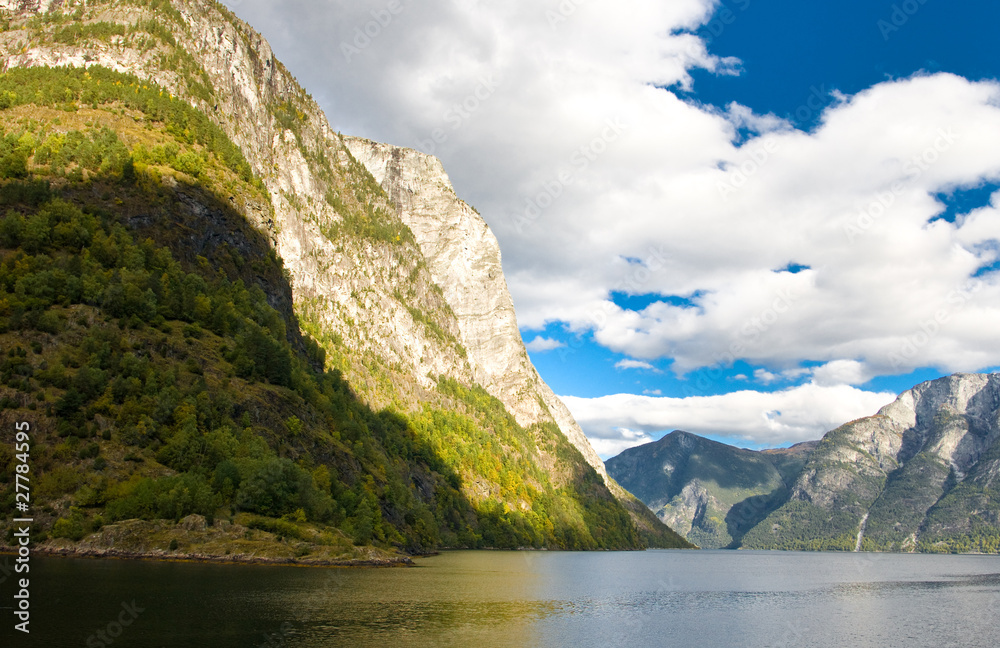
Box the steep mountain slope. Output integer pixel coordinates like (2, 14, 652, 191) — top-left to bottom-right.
(344, 138, 682, 546)
(5, 0, 469, 405)
(742, 373, 1000, 552)
(0, 0, 689, 553)
(343, 137, 607, 480)
(606, 430, 817, 548)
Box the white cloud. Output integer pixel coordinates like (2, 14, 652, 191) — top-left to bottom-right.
(588, 427, 655, 460)
(753, 368, 779, 384)
(223, 1, 1000, 395)
(754, 367, 811, 385)
(524, 336, 565, 352)
(810, 359, 877, 387)
(642, 388, 662, 395)
(615, 359, 660, 371)
(562, 383, 897, 458)
(536, 75, 1000, 379)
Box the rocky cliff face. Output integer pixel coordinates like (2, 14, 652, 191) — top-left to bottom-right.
(2, 0, 474, 406)
(742, 373, 1000, 552)
(344, 138, 607, 479)
(0, 0, 569, 423)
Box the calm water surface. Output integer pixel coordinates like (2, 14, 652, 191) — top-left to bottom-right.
(5, 550, 1000, 647)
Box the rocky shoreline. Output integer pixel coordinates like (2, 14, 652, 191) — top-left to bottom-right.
(0, 515, 415, 568)
(0, 544, 414, 567)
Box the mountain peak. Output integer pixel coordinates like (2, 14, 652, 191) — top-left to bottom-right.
(880, 372, 1000, 431)
(608, 429, 803, 548)
(743, 372, 1000, 552)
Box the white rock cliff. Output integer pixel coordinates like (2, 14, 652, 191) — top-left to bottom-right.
(344, 138, 608, 480)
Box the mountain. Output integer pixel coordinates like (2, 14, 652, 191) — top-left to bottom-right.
(343, 137, 674, 542)
(612, 374, 1000, 553)
(606, 430, 817, 548)
(342, 137, 609, 481)
(742, 373, 1000, 553)
(0, 0, 689, 558)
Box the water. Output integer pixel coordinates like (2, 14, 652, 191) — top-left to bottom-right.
(4, 550, 1000, 647)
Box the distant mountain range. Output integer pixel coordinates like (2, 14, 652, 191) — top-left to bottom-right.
(606, 430, 816, 548)
(609, 373, 1000, 553)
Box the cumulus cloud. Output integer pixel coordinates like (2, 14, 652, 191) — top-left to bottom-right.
(810, 359, 878, 387)
(615, 359, 660, 371)
(224, 0, 1000, 382)
(753, 367, 811, 385)
(562, 384, 897, 458)
(524, 336, 564, 352)
(588, 428, 656, 461)
(753, 369, 780, 385)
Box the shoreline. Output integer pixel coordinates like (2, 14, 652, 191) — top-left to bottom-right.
(0, 543, 415, 567)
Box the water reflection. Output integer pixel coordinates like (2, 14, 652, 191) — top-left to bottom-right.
(24, 552, 557, 648)
(13, 550, 1000, 648)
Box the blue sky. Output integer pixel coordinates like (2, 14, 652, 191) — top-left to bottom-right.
(223, 0, 1000, 457)
(522, 0, 1000, 425)
(688, 0, 1000, 129)
(522, 0, 1000, 453)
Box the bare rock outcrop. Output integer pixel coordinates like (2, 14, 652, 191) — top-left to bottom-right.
(345, 138, 608, 479)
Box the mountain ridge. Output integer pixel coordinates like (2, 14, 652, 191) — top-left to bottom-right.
(343, 136, 608, 480)
(743, 372, 1000, 552)
(610, 372, 1000, 552)
(607, 429, 817, 548)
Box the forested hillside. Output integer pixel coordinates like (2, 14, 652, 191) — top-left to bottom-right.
(0, 62, 689, 561)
